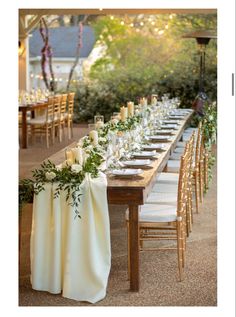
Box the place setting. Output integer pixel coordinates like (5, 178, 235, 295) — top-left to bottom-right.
(146, 135, 173, 142)
(109, 168, 144, 178)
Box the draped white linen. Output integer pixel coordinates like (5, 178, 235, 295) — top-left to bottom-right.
(30, 172, 111, 303)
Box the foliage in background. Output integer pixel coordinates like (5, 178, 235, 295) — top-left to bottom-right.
(191, 100, 217, 188)
(71, 14, 217, 122)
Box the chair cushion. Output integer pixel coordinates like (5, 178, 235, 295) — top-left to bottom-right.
(185, 127, 198, 134)
(173, 147, 185, 154)
(182, 133, 192, 142)
(146, 192, 177, 205)
(169, 152, 182, 160)
(28, 117, 52, 125)
(156, 172, 179, 184)
(152, 182, 178, 193)
(176, 141, 186, 148)
(167, 160, 180, 173)
(126, 204, 177, 223)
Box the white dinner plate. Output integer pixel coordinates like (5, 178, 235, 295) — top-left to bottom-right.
(154, 129, 175, 135)
(148, 135, 172, 141)
(122, 159, 151, 166)
(132, 151, 159, 159)
(111, 169, 143, 177)
(160, 124, 178, 130)
(168, 115, 185, 119)
(163, 120, 181, 124)
(142, 143, 167, 151)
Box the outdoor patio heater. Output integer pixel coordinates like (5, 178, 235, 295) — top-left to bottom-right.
(183, 30, 217, 115)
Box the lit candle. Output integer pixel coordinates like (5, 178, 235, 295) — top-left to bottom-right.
(120, 106, 128, 122)
(89, 130, 98, 146)
(151, 96, 157, 105)
(127, 101, 134, 117)
(71, 147, 83, 165)
(65, 149, 74, 162)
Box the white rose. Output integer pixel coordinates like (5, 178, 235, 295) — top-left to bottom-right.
(56, 164, 63, 171)
(85, 145, 94, 153)
(99, 137, 107, 143)
(45, 171, 56, 181)
(71, 164, 83, 173)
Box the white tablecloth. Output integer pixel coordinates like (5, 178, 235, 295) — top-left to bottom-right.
(30, 172, 111, 303)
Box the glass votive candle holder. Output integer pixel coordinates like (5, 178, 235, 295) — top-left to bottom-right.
(94, 115, 104, 129)
(88, 123, 96, 132)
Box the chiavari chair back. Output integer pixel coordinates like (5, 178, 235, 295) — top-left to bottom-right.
(59, 94, 68, 140)
(67, 92, 75, 139)
(126, 140, 192, 281)
(27, 100, 54, 148)
(52, 95, 62, 142)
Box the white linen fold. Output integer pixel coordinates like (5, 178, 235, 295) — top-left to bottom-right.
(30, 172, 111, 303)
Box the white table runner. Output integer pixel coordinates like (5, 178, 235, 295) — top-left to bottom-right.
(30, 172, 111, 303)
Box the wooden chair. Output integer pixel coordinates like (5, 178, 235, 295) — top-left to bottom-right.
(66, 92, 75, 139)
(59, 94, 67, 141)
(146, 135, 195, 236)
(126, 149, 191, 281)
(27, 100, 54, 148)
(52, 95, 62, 143)
(166, 122, 203, 214)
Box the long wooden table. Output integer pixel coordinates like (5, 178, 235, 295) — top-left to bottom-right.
(19, 102, 48, 149)
(47, 111, 193, 292)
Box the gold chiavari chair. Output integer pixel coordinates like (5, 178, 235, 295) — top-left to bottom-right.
(126, 148, 191, 281)
(165, 122, 203, 214)
(66, 92, 75, 139)
(52, 95, 62, 143)
(27, 100, 54, 148)
(203, 136, 209, 191)
(146, 134, 195, 236)
(59, 94, 68, 141)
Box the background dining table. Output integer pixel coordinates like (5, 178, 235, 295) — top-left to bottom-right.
(46, 110, 193, 292)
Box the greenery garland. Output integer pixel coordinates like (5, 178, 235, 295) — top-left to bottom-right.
(19, 112, 143, 217)
(19, 149, 104, 218)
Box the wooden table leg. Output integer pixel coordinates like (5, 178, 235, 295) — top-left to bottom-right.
(21, 109, 27, 149)
(128, 204, 140, 291)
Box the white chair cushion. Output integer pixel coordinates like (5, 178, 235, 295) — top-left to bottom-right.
(167, 160, 180, 173)
(174, 147, 185, 154)
(169, 152, 182, 160)
(156, 172, 179, 184)
(185, 127, 198, 133)
(176, 141, 186, 148)
(126, 204, 177, 223)
(152, 182, 178, 193)
(28, 117, 52, 125)
(182, 133, 192, 142)
(146, 192, 177, 205)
